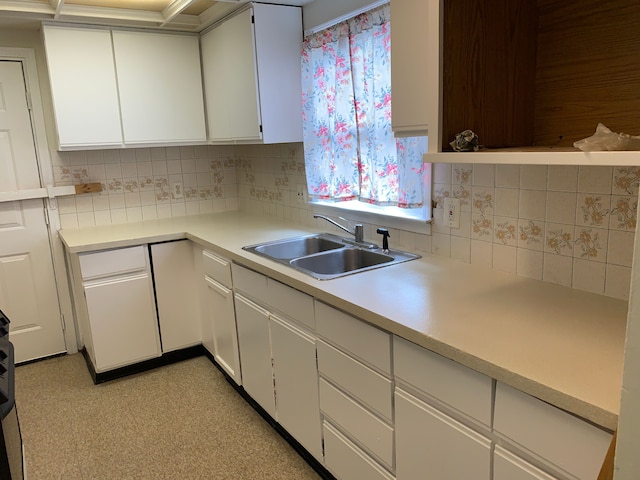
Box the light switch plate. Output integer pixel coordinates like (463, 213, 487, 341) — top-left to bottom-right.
(443, 197, 461, 228)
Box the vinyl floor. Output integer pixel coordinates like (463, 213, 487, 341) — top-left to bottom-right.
(15, 353, 321, 480)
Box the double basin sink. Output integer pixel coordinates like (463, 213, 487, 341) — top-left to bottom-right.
(243, 233, 420, 280)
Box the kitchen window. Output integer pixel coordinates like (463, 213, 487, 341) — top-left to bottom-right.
(301, 3, 431, 233)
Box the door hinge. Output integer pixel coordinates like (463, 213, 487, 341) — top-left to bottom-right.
(251, 14, 255, 24)
(60, 313, 66, 331)
(43, 207, 50, 226)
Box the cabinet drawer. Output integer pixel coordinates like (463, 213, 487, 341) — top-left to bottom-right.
(318, 340, 392, 422)
(494, 382, 612, 480)
(202, 250, 231, 287)
(393, 335, 492, 426)
(319, 378, 393, 469)
(494, 446, 559, 480)
(268, 279, 314, 329)
(315, 301, 391, 375)
(323, 421, 394, 480)
(231, 264, 268, 303)
(79, 245, 148, 280)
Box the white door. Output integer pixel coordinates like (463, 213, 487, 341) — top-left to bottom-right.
(0, 60, 66, 362)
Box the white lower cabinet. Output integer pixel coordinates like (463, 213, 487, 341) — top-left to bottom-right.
(150, 241, 201, 353)
(234, 294, 276, 418)
(200, 249, 240, 384)
(494, 446, 559, 480)
(78, 246, 161, 373)
(270, 314, 322, 459)
(395, 387, 491, 480)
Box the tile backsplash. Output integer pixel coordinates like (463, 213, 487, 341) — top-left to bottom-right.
(52, 143, 637, 301)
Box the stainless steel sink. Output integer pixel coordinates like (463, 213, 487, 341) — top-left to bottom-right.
(243, 233, 420, 280)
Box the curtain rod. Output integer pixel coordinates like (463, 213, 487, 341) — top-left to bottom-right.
(303, 0, 389, 36)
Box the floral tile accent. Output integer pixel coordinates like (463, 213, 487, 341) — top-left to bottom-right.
(453, 166, 472, 185)
(574, 227, 608, 262)
(123, 178, 139, 193)
(138, 177, 154, 190)
(545, 224, 573, 256)
(494, 217, 517, 246)
(107, 178, 123, 194)
(184, 187, 199, 200)
(472, 189, 494, 215)
(56, 166, 89, 183)
(518, 219, 544, 250)
(198, 187, 213, 200)
(453, 184, 471, 209)
(578, 194, 610, 226)
(471, 213, 493, 240)
(613, 166, 640, 195)
(610, 195, 638, 231)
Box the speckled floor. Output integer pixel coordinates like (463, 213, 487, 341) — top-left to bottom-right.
(15, 354, 322, 480)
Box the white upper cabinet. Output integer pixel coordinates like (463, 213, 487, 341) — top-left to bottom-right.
(42, 25, 123, 149)
(43, 25, 206, 150)
(395, 0, 640, 165)
(112, 31, 206, 145)
(201, 3, 303, 144)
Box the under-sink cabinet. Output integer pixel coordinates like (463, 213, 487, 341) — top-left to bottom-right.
(231, 264, 322, 460)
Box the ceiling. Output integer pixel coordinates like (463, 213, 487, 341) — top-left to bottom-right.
(0, 0, 314, 32)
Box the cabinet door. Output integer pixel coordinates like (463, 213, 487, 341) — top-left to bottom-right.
(42, 25, 123, 149)
(150, 241, 201, 353)
(201, 8, 261, 142)
(390, 0, 438, 139)
(494, 446, 559, 480)
(84, 273, 161, 372)
(205, 276, 240, 384)
(234, 294, 276, 418)
(270, 315, 321, 460)
(112, 30, 206, 144)
(395, 388, 491, 480)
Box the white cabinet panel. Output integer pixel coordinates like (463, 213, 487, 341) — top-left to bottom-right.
(323, 421, 394, 480)
(494, 382, 612, 480)
(151, 241, 201, 353)
(394, 335, 492, 426)
(79, 245, 147, 280)
(205, 277, 240, 384)
(234, 294, 276, 418)
(42, 25, 123, 149)
(270, 314, 321, 460)
(395, 387, 491, 480)
(202, 250, 232, 287)
(201, 3, 302, 144)
(112, 30, 206, 144)
(84, 273, 161, 372)
(494, 446, 559, 480)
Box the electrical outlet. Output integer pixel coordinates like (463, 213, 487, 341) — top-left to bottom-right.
(171, 181, 184, 200)
(443, 197, 460, 228)
(296, 185, 307, 204)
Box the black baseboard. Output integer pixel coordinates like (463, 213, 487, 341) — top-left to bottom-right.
(202, 350, 336, 480)
(81, 345, 205, 384)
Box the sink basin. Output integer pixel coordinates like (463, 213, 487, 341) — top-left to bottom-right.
(251, 234, 344, 260)
(291, 248, 394, 278)
(243, 232, 420, 280)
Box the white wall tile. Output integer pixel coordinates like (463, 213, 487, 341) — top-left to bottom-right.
(572, 258, 606, 295)
(472, 164, 495, 187)
(494, 216, 518, 246)
(450, 236, 471, 263)
(520, 165, 548, 190)
(612, 166, 640, 195)
(608, 230, 635, 267)
(517, 249, 543, 280)
(495, 164, 521, 188)
(574, 226, 608, 263)
(605, 264, 631, 301)
(578, 166, 613, 193)
(471, 239, 493, 267)
(493, 244, 517, 273)
(518, 219, 544, 251)
(544, 223, 574, 257)
(431, 233, 451, 257)
(494, 188, 519, 218)
(547, 165, 578, 192)
(519, 189, 546, 220)
(575, 193, 611, 227)
(543, 253, 573, 287)
(546, 191, 577, 224)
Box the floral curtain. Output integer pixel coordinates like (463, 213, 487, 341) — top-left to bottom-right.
(301, 4, 427, 208)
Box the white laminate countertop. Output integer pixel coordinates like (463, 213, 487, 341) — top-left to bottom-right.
(58, 212, 628, 430)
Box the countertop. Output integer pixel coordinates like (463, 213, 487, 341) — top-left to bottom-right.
(58, 212, 628, 430)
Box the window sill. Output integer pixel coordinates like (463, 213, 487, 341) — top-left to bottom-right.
(311, 200, 432, 235)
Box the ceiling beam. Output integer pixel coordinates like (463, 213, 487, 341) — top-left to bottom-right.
(50, 0, 64, 19)
(161, 0, 193, 26)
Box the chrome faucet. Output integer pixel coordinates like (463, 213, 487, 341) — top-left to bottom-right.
(314, 214, 364, 243)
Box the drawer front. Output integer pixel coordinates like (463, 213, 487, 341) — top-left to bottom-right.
(393, 335, 492, 426)
(494, 446, 559, 480)
(231, 264, 269, 304)
(315, 301, 391, 375)
(202, 249, 231, 287)
(323, 421, 394, 480)
(268, 279, 315, 329)
(319, 378, 394, 468)
(79, 245, 148, 279)
(317, 340, 393, 421)
(494, 382, 612, 480)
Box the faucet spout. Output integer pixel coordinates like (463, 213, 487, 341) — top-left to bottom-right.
(313, 214, 364, 243)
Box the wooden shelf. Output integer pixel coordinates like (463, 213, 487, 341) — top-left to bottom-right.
(424, 148, 640, 166)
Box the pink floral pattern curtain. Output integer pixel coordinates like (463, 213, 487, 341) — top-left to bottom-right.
(301, 4, 427, 207)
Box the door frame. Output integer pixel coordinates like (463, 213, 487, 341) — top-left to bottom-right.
(0, 47, 78, 356)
